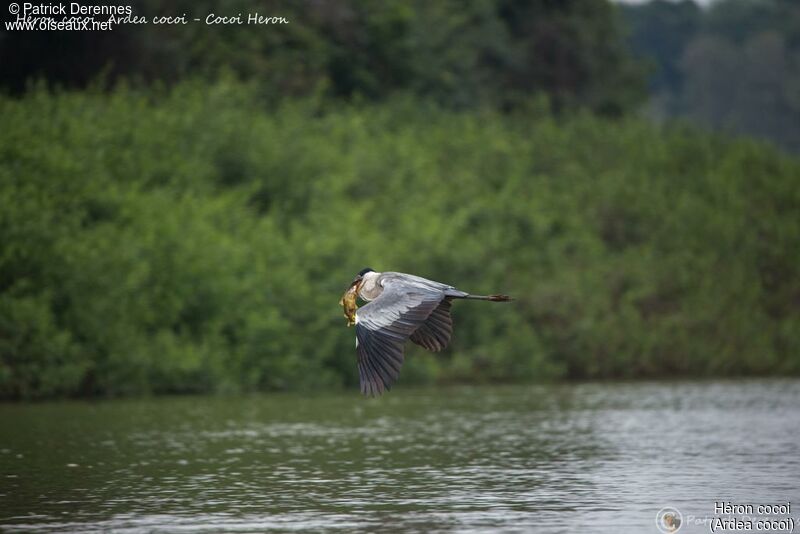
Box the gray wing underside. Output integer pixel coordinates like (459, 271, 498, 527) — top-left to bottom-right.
(409, 299, 454, 352)
(355, 273, 463, 396)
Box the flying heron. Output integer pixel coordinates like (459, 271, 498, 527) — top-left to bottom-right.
(340, 268, 512, 396)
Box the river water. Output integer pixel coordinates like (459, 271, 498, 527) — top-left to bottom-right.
(1, 380, 798, 533)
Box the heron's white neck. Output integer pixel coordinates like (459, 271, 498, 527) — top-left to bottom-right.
(358, 271, 382, 301)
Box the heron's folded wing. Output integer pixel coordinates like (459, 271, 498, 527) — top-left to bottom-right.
(355, 279, 444, 396)
(409, 298, 454, 352)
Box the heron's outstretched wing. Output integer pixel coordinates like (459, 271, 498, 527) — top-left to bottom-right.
(355, 276, 445, 396)
(409, 298, 454, 352)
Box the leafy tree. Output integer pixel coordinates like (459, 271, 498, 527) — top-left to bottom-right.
(0, 0, 645, 114)
(622, 0, 800, 151)
(1, 82, 798, 399)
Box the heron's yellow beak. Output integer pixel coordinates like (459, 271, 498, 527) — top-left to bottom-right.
(339, 278, 361, 327)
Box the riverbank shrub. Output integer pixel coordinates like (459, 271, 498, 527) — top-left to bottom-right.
(1, 81, 798, 398)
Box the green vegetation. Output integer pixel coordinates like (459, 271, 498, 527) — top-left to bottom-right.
(1, 82, 798, 399)
(622, 0, 800, 152)
(1, 0, 644, 115)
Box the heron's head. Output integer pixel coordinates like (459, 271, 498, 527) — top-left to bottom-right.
(349, 267, 374, 289)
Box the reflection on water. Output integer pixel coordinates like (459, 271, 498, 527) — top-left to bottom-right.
(1, 380, 798, 533)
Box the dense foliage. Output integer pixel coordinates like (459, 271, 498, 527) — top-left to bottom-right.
(0, 0, 644, 115)
(622, 0, 800, 152)
(1, 82, 798, 399)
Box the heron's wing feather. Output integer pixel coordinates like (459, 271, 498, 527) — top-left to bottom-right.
(382, 271, 463, 294)
(355, 277, 444, 396)
(409, 298, 454, 352)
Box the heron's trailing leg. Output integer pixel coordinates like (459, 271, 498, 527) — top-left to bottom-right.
(462, 294, 513, 302)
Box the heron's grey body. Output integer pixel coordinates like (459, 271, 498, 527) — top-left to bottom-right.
(351, 270, 511, 396)
(357, 271, 467, 303)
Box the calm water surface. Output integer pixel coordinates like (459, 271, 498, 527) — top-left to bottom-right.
(1, 380, 799, 533)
